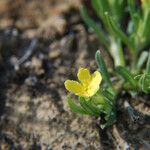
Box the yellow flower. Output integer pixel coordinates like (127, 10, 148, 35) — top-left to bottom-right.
(64, 68, 102, 97)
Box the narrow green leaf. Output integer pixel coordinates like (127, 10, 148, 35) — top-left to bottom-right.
(127, 0, 139, 30)
(116, 66, 137, 89)
(83, 98, 101, 114)
(91, 0, 104, 19)
(91, 94, 111, 110)
(99, 90, 115, 105)
(79, 97, 99, 116)
(67, 97, 89, 115)
(101, 109, 116, 129)
(134, 74, 142, 80)
(110, 38, 125, 66)
(127, 0, 136, 16)
(100, 103, 116, 129)
(108, 0, 126, 23)
(137, 75, 147, 93)
(136, 74, 150, 93)
(146, 52, 150, 73)
(138, 10, 150, 49)
(91, 0, 109, 24)
(80, 5, 109, 49)
(105, 12, 135, 54)
(95, 50, 113, 89)
(141, 10, 150, 40)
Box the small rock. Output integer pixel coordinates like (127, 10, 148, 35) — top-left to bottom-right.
(37, 15, 66, 40)
(49, 50, 61, 59)
(24, 76, 38, 86)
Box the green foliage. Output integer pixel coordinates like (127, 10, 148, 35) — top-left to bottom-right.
(68, 93, 116, 129)
(134, 74, 150, 93)
(81, 0, 150, 93)
(81, 0, 150, 69)
(105, 12, 135, 54)
(80, 5, 109, 49)
(116, 66, 137, 89)
(68, 97, 89, 115)
(66, 0, 150, 129)
(95, 51, 113, 89)
(67, 49, 149, 129)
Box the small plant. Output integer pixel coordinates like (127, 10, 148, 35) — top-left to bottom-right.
(80, 0, 150, 95)
(64, 50, 150, 128)
(80, 0, 150, 70)
(64, 67, 116, 128)
(64, 0, 150, 129)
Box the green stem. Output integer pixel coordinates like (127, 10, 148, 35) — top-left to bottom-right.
(105, 12, 135, 54)
(110, 38, 125, 67)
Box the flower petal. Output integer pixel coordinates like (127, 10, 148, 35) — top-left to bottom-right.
(77, 68, 91, 84)
(90, 71, 102, 85)
(64, 69, 102, 98)
(64, 80, 85, 96)
(87, 71, 102, 96)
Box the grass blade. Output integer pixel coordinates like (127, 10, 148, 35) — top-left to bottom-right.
(91, 0, 109, 23)
(95, 50, 113, 89)
(80, 5, 109, 49)
(105, 12, 135, 54)
(110, 38, 125, 66)
(82, 97, 101, 115)
(127, 0, 139, 30)
(67, 97, 89, 115)
(116, 66, 137, 89)
(79, 97, 98, 116)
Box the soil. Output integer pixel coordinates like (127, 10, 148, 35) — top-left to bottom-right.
(0, 0, 149, 150)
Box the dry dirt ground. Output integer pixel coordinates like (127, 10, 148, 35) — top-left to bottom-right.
(0, 0, 149, 150)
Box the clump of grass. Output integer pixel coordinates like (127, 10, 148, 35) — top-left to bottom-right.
(64, 0, 150, 128)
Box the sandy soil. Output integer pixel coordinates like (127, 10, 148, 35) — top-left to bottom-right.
(0, 0, 149, 150)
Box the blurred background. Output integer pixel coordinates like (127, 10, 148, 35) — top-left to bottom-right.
(0, 0, 102, 149)
(1, 0, 150, 150)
